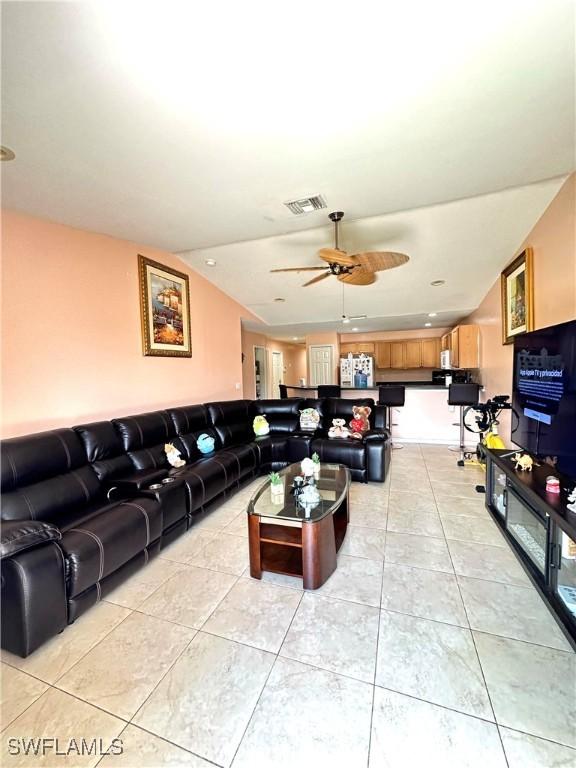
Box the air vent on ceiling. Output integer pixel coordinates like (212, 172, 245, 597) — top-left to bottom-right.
(284, 195, 327, 215)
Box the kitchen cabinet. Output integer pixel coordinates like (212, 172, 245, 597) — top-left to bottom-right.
(404, 341, 422, 368)
(441, 333, 451, 352)
(340, 342, 375, 355)
(390, 342, 404, 369)
(450, 328, 460, 367)
(449, 325, 480, 369)
(421, 338, 440, 368)
(375, 342, 391, 369)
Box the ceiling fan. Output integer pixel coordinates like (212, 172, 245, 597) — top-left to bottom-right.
(270, 211, 409, 287)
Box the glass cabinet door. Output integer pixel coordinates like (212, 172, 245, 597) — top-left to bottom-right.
(489, 462, 507, 519)
(506, 488, 548, 577)
(554, 529, 576, 622)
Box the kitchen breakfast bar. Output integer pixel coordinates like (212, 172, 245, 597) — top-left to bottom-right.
(285, 382, 479, 446)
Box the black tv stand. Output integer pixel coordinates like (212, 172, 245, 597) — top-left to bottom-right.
(484, 448, 576, 647)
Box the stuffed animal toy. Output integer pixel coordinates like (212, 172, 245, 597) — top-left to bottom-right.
(197, 433, 215, 455)
(253, 415, 270, 436)
(349, 405, 372, 440)
(299, 407, 320, 432)
(328, 418, 350, 439)
(514, 452, 534, 472)
(164, 442, 186, 468)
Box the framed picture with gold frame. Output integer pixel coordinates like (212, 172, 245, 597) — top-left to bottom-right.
(501, 247, 534, 345)
(138, 254, 192, 357)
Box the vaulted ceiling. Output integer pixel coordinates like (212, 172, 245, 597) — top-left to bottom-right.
(2, 1, 574, 334)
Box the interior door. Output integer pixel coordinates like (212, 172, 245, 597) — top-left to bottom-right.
(270, 351, 283, 398)
(309, 345, 333, 385)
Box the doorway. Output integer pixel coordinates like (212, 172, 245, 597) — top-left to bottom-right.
(309, 345, 334, 386)
(270, 351, 284, 398)
(254, 346, 267, 399)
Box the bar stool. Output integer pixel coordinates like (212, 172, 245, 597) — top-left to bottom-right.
(279, 384, 288, 399)
(317, 385, 341, 398)
(448, 383, 481, 465)
(378, 385, 405, 449)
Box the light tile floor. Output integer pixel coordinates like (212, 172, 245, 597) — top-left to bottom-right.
(1, 444, 575, 767)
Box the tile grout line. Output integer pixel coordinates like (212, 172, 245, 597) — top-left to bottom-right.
(367, 550, 387, 767)
(228, 588, 306, 767)
(430, 459, 511, 768)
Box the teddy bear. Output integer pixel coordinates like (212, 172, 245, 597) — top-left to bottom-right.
(253, 414, 270, 436)
(328, 418, 351, 439)
(349, 405, 372, 440)
(164, 442, 186, 468)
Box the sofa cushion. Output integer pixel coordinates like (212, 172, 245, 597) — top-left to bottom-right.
(321, 398, 375, 434)
(113, 411, 176, 471)
(250, 399, 303, 435)
(171, 455, 238, 513)
(74, 421, 134, 482)
(59, 496, 162, 597)
(311, 437, 367, 470)
(1, 429, 102, 524)
(206, 400, 252, 448)
(167, 405, 220, 461)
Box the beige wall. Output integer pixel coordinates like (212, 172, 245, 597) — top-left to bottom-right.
(1, 210, 255, 437)
(465, 173, 576, 444)
(241, 329, 306, 398)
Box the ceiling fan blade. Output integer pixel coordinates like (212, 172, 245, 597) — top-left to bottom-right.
(270, 266, 328, 273)
(338, 268, 376, 286)
(318, 248, 358, 267)
(353, 251, 410, 272)
(303, 272, 331, 287)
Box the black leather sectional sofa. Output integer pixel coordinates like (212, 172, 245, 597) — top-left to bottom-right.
(1, 396, 389, 657)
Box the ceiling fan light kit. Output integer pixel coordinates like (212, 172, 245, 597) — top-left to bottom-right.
(270, 211, 409, 288)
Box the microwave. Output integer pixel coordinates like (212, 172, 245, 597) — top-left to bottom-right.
(440, 350, 451, 369)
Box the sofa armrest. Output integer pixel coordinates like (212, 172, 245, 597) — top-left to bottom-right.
(1, 520, 61, 560)
(363, 429, 389, 443)
(105, 468, 168, 499)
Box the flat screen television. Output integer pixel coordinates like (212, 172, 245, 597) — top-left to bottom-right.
(512, 318, 576, 480)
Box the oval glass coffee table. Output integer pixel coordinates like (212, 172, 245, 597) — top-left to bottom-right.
(247, 463, 350, 589)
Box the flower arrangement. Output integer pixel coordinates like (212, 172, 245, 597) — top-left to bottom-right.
(268, 471, 282, 485)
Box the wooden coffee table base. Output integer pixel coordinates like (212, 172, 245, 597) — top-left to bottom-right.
(248, 494, 348, 589)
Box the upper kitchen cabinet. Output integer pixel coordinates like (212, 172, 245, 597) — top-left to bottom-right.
(404, 340, 422, 368)
(375, 341, 391, 368)
(390, 342, 405, 369)
(340, 342, 375, 355)
(450, 325, 480, 368)
(421, 338, 441, 368)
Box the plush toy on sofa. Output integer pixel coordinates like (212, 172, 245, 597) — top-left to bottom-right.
(349, 405, 372, 440)
(164, 442, 186, 468)
(328, 418, 351, 439)
(197, 433, 215, 455)
(253, 415, 270, 436)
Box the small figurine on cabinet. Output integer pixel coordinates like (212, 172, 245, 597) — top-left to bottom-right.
(567, 487, 576, 513)
(513, 452, 534, 472)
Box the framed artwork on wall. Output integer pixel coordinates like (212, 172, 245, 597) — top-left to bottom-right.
(138, 254, 192, 357)
(501, 247, 534, 345)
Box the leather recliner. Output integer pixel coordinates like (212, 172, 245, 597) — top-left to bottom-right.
(1, 396, 389, 657)
(1, 428, 162, 655)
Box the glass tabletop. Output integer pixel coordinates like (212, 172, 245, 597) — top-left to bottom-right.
(248, 463, 350, 523)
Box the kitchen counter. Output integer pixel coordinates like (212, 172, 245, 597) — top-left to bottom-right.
(285, 383, 455, 392)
